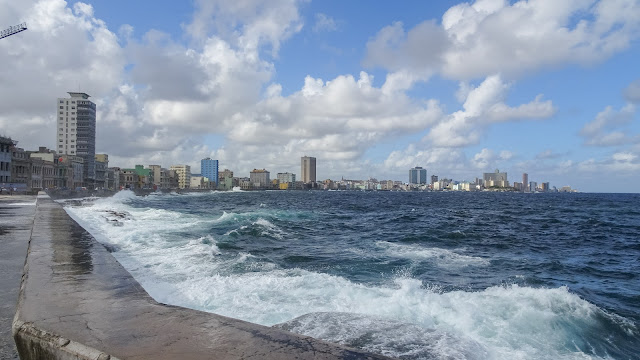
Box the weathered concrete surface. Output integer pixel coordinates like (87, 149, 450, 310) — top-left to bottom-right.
(13, 194, 391, 359)
(0, 195, 37, 360)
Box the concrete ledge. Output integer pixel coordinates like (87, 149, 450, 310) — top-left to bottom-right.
(13, 194, 389, 359)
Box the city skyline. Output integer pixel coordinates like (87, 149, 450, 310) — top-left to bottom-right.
(1, 1, 640, 192)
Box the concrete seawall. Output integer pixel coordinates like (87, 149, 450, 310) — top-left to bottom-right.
(13, 194, 390, 359)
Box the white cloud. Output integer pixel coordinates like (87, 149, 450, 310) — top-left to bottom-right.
(313, 13, 338, 33)
(580, 103, 636, 146)
(184, 0, 304, 56)
(364, 0, 640, 80)
(423, 75, 555, 147)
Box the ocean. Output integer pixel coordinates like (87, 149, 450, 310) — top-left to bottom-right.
(62, 190, 640, 359)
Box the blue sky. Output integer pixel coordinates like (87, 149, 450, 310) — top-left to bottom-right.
(1, 0, 640, 192)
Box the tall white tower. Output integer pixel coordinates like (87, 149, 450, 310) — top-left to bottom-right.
(56, 92, 96, 185)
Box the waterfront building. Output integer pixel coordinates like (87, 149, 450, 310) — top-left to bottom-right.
(56, 92, 96, 187)
(483, 169, 508, 188)
(106, 167, 119, 190)
(431, 175, 438, 185)
(95, 154, 109, 189)
(29, 147, 57, 189)
(120, 169, 137, 189)
(409, 166, 427, 185)
(522, 173, 529, 192)
(201, 158, 219, 185)
(529, 181, 538, 193)
(277, 172, 296, 184)
(250, 169, 270, 189)
(217, 169, 234, 190)
(170, 165, 191, 189)
(540, 182, 550, 192)
(148, 165, 171, 189)
(11, 146, 31, 191)
(301, 156, 316, 183)
(0, 136, 14, 184)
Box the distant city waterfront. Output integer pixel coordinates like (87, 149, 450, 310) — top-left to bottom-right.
(2, 132, 575, 195)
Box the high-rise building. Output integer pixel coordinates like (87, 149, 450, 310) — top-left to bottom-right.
(431, 175, 438, 185)
(57, 92, 96, 186)
(522, 173, 529, 192)
(483, 169, 508, 188)
(201, 158, 219, 185)
(409, 166, 427, 185)
(301, 156, 316, 183)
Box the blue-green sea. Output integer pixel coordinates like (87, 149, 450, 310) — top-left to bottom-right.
(64, 190, 640, 359)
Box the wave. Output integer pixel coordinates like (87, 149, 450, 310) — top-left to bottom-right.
(376, 241, 490, 267)
(60, 193, 638, 359)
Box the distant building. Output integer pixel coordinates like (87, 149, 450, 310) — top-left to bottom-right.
(529, 181, 537, 193)
(483, 169, 508, 188)
(201, 158, 219, 185)
(540, 182, 550, 192)
(522, 173, 529, 192)
(57, 92, 96, 187)
(0, 136, 14, 184)
(277, 172, 296, 183)
(250, 169, 270, 189)
(170, 165, 191, 189)
(409, 166, 427, 185)
(95, 154, 109, 189)
(217, 169, 234, 190)
(430, 175, 438, 185)
(301, 156, 316, 183)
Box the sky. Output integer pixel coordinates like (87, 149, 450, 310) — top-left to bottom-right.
(1, 0, 640, 192)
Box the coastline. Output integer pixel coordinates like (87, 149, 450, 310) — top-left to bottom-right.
(11, 192, 390, 360)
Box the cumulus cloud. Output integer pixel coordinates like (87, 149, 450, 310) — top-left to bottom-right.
(184, 0, 304, 56)
(364, 0, 640, 80)
(0, 0, 124, 147)
(423, 75, 555, 147)
(580, 104, 636, 146)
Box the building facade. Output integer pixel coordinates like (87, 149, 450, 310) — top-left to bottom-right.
(483, 169, 508, 188)
(0, 136, 13, 183)
(277, 172, 296, 183)
(57, 92, 96, 187)
(409, 166, 427, 185)
(250, 169, 270, 189)
(522, 173, 529, 192)
(201, 158, 219, 185)
(301, 156, 316, 184)
(170, 165, 191, 189)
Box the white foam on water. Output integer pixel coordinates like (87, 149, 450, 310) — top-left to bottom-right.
(376, 241, 490, 267)
(64, 194, 633, 360)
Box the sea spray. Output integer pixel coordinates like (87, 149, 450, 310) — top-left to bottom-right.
(64, 190, 640, 359)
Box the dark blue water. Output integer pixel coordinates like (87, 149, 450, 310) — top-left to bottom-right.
(67, 191, 640, 359)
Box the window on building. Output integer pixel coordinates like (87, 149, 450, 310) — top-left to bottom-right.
(59, 106, 63, 109)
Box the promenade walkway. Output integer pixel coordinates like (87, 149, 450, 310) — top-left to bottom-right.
(0, 195, 37, 360)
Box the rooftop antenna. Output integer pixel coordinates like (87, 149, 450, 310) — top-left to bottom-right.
(0, 22, 27, 40)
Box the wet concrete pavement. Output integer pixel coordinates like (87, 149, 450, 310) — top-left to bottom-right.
(0, 195, 37, 360)
(12, 194, 390, 359)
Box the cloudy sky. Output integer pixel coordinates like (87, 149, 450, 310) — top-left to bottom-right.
(1, 0, 639, 192)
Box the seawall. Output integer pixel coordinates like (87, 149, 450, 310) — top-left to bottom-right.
(12, 193, 390, 359)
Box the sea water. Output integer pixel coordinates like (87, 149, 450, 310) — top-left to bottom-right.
(62, 190, 640, 359)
